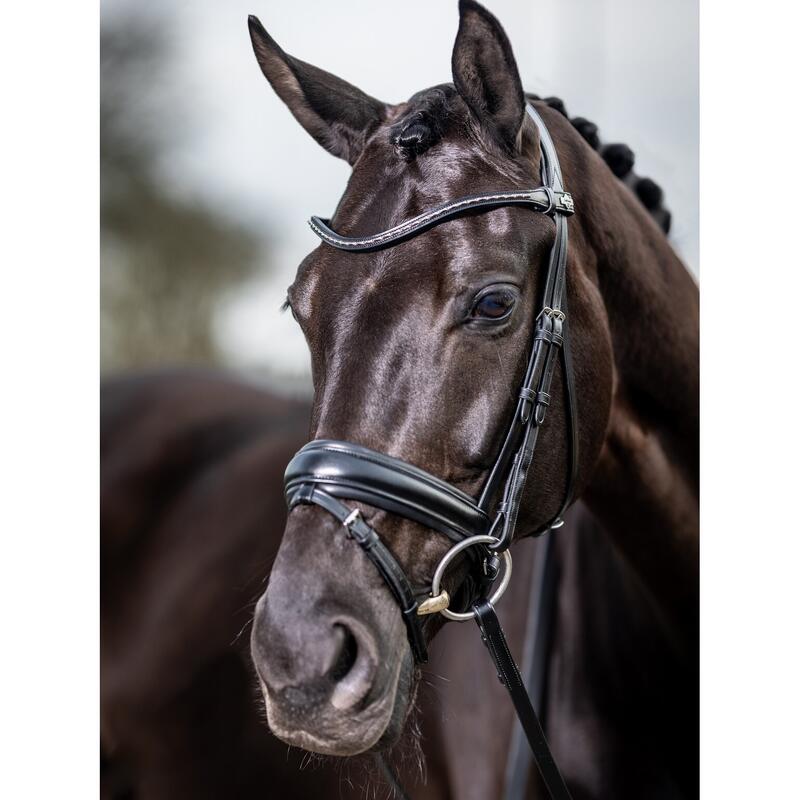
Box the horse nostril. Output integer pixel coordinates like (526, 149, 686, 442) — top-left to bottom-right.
(328, 621, 378, 712)
(328, 623, 358, 683)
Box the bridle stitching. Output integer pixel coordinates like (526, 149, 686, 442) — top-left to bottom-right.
(308, 188, 567, 250)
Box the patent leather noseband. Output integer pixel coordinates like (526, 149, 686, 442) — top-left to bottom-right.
(286, 440, 492, 543)
(283, 103, 577, 799)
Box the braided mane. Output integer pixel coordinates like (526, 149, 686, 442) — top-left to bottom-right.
(527, 93, 671, 234)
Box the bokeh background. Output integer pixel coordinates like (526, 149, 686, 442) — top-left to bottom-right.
(101, 0, 698, 391)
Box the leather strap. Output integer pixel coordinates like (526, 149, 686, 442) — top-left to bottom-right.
(479, 104, 578, 546)
(285, 439, 491, 543)
(309, 187, 573, 252)
(549, 299, 579, 527)
(503, 532, 560, 800)
(473, 599, 573, 800)
(287, 485, 429, 663)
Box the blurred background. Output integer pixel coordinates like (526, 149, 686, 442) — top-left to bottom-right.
(101, 0, 698, 393)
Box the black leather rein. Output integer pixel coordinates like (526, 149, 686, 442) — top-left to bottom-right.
(283, 103, 576, 800)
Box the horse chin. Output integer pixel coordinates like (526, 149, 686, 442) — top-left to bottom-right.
(261, 648, 415, 757)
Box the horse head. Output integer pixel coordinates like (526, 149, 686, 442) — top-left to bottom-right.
(248, 0, 622, 757)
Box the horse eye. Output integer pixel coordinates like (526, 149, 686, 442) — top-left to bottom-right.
(282, 296, 300, 323)
(471, 289, 516, 321)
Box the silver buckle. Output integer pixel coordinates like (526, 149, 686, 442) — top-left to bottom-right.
(556, 192, 575, 214)
(342, 508, 362, 530)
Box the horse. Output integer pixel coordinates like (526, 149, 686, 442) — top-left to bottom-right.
(102, 371, 466, 799)
(100, 367, 694, 799)
(100, 371, 322, 798)
(245, 0, 698, 798)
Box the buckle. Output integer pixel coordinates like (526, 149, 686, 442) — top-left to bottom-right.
(541, 306, 566, 322)
(544, 306, 566, 322)
(555, 192, 575, 215)
(342, 508, 362, 532)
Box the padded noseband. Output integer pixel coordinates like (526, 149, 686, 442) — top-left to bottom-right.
(285, 440, 491, 543)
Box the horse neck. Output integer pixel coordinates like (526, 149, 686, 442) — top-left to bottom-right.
(575, 153, 699, 647)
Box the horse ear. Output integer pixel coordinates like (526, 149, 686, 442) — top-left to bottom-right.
(247, 15, 387, 165)
(451, 0, 525, 154)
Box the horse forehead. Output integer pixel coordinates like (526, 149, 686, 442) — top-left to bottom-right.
(353, 140, 509, 205)
(292, 138, 550, 313)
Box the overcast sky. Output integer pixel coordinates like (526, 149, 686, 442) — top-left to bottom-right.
(104, 0, 698, 379)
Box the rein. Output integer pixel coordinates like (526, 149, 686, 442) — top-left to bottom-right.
(283, 103, 576, 800)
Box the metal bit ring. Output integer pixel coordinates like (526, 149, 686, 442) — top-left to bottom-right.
(427, 534, 513, 622)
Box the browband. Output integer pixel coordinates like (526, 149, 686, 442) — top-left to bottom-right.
(309, 187, 574, 252)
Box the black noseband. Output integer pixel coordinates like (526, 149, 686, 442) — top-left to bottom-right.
(285, 440, 491, 542)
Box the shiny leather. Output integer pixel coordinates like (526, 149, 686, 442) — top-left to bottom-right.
(308, 187, 574, 252)
(480, 107, 578, 547)
(285, 440, 491, 543)
(474, 600, 573, 800)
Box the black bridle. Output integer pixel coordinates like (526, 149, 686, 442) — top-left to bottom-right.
(283, 104, 576, 800)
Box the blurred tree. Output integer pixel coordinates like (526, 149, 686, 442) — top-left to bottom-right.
(101, 17, 260, 371)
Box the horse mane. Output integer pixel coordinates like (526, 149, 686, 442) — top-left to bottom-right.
(529, 93, 672, 235)
(388, 87, 672, 235)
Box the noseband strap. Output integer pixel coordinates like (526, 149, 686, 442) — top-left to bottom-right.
(285, 440, 491, 542)
(286, 482, 429, 663)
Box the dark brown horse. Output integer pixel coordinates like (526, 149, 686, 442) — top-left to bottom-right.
(101, 1, 697, 797)
(101, 368, 694, 799)
(101, 371, 318, 799)
(99, 370, 554, 799)
(245, 0, 697, 796)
